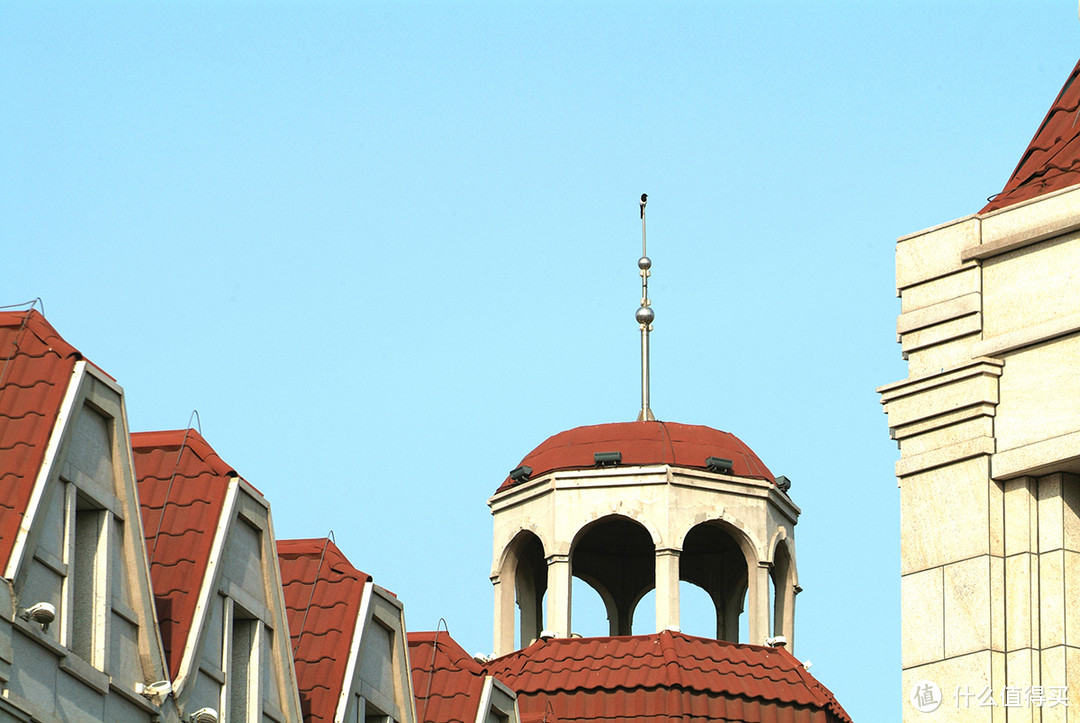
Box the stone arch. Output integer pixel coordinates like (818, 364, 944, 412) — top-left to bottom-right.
(494, 529, 547, 652)
(674, 512, 762, 565)
(495, 523, 551, 575)
(678, 520, 756, 641)
(569, 514, 655, 636)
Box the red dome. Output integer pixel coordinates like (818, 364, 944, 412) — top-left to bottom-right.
(498, 420, 773, 493)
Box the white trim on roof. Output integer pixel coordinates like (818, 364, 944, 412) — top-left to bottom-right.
(172, 475, 240, 698)
(474, 675, 494, 723)
(5, 360, 86, 581)
(333, 579, 373, 723)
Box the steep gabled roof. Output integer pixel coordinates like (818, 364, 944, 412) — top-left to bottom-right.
(408, 631, 488, 723)
(983, 57, 1080, 213)
(133, 428, 236, 678)
(498, 421, 773, 493)
(278, 538, 371, 723)
(0, 310, 81, 573)
(484, 631, 851, 723)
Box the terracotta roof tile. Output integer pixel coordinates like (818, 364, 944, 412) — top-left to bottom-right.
(408, 631, 487, 723)
(133, 428, 235, 679)
(278, 538, 371, 723)
(498, 421, 773, 493)
(0, 310, 80, 572)
(983, 57, 1080, 212)
(485, 631, 852, 723)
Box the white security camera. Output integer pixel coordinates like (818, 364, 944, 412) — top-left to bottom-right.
(190, 707, 219, 723)
(18, 602, 56, 631)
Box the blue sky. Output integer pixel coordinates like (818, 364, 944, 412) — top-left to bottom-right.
(3, 2, 1078, 719)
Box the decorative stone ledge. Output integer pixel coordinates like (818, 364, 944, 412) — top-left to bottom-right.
(992, 430, 1080, 480)
(879, 358, 1003, 430)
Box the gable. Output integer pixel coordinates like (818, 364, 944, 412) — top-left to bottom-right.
(278, 538, 371, 723)
(134, 429, 302, 721)
(3, 346, 172, 720)
(339, 586, 417, 723)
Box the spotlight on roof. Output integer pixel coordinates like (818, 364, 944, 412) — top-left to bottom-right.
(594, 451, 622, 466)
(190, 708, 219, 723)
(705, 457, 733, 474)
(765, 635, 788, 648)
(509, 465, 532, 483)
(18, 602, 55, 631)
(539, 630, 557, 640)
(775, 475, 792, 492)
(136, 680, 172, 702)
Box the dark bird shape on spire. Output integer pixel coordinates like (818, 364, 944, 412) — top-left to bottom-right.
(640, 193, 648, 219)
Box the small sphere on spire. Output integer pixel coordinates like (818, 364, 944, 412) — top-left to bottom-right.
(636, 305, 655, 325)
(638, 256, 652, 270)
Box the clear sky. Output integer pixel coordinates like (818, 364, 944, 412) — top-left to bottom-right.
(3, 2, 1077, 719)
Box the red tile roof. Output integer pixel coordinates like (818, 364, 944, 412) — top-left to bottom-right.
(484, 631, 851, 723)
(133, 428, 236, 679)
(408, 631, 488, 723)
(0, 310, 81, 573)
(279, 538, 371, 723)
(983, 57, 1080, 213)
(498, 421, 774, 493)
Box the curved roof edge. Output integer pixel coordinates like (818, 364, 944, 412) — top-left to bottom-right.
(498, 420, 774, 493)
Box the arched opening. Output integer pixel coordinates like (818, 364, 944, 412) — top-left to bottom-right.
(676, 581, 717, 638)
(771, 538, 795, 642)
(571, 515, 654, 636)
(572, 577, 611, 638)
(680, 522, 750, 642)
(501, 531, 546, 649)
(631, 589, 656, 633)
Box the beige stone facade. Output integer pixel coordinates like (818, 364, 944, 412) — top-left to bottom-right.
(881, 185, 1080, 719)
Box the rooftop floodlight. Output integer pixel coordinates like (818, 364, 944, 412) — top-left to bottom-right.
(136, 680, 172, 703)
(593, 451, 622, 466)
(509, 465, 532, 483)
(775, 475, 792, 492)
(190, 708, 219, 723)
(765, 635, 788, 648)
(706, 457, 734, 474)
(18, 601, 55, 631)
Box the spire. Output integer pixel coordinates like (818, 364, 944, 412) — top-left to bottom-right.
(636, 193, 655, 422)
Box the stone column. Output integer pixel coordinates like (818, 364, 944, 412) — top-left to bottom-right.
(546, 554, 572, 638)
(492, 573, 515, 656)
(1034, 473, 1080, 720)
(654, 548, 680, 632)
(748, 560, 771, 645)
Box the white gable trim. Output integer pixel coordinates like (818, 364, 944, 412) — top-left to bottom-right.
(333, 579, 373, 723)
(474, 676, 494, 723)
(173, 475, 241, 698)
(262, 492, 304, 718)
(4, 360, 86, 581)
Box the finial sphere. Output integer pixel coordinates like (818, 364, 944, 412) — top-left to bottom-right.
(636, 306, 655, 325)
(638, 256, 652, 270)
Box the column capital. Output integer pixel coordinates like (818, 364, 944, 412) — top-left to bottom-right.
(655, 547, 681, 558)
(547, 553, 570, 565)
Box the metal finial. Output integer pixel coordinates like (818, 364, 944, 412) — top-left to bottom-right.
(637, 193, 655, 422)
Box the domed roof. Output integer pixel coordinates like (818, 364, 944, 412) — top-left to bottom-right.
(498, 420, 774, 493)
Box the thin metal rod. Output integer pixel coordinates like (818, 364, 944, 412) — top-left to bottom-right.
(637, 193, 655, 422)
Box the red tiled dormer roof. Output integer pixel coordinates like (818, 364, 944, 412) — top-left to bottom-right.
(279, 538, 372, 723)
(484, 631, 851, 723)
(408, 631, 488, 723)
(983, 57, 1080, 213)
(498, 421, 773, 493)
(0, 310, 81, 573)
(133, 428, 236, 678)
